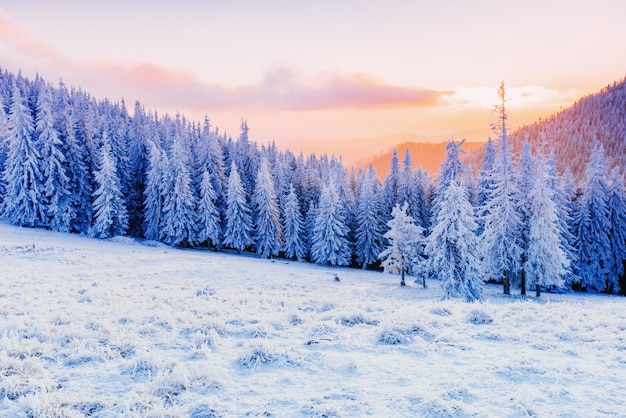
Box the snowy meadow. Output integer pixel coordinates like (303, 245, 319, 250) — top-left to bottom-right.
(1, 222, 625, 417)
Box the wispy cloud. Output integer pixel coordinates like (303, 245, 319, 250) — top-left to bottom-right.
(0, 10, 447, 112)
(442, 85, 579, 111)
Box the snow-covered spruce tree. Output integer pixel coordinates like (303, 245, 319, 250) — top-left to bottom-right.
(126, 101, 148, 236)
(524, 153, 568, 296)
(424, 180, 483, 301)
(2, 81, 46, 227)
(197, 169, 221, 249)
(55, 81, 92, 234)
(606, 168, 626, 293)
(379, 203, 425, 287)
(283, 183, 306, 261)
(355, 167, 385, 269)
(481, 83, 523, 294)
(398, 147, 417, 217)
(549, 156, 578, 288)
(160, 132, 197, 247)
(142, 129, 166, 241)
(475, 137, 496, 236)
(223, 161, 254, 252)
(0, 95, 9, 204)
(90, 127, 128, 238)
(414, 167, 432, 231)
(574, 144, 612, 292)
(382, 148, 401, 217)
(36, 83, 72, 231)
(310, 179, 351, 266)
(253, 155, 283, 258)
(516, 139, 535, 295)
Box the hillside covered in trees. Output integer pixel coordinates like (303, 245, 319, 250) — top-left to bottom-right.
(0, 70, 624, 297)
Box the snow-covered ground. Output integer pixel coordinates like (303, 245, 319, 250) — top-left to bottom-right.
(0, 222, 625, 417)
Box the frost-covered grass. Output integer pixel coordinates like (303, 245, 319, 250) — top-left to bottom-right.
(0, 221, 625, 417)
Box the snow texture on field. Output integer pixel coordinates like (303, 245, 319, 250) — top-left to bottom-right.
(0, 221, 625, 417)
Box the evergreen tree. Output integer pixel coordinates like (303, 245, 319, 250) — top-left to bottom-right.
(397, 147, 417, 216)
(549, 158, 578, 287)
(379, 203, 425, 286)
(90, 128, 128, 238)
(524, 154, 568, 296)
(414, 167, 432, 230)
(424, 180, 483, 301)
(574, 144, 612, 292)
(481, 86, 522, 294)
(382, 148, 401, 216)
(2, 81, 46, 227)
(223, 161, 254, 252)
(253, 155, 282, 258)
(0, 95, 9, 204)
(355, 168, 385, 269)
(55, 81, 92, 233)
(476, 137, 496, 236)
(126, 101, 148, 236)
(310, 179, 351, 266)
(516, 140, 535, 294)
(197, 169, 221, 248)
(36, 83, 72, 231)
(606, 168, 626, 293)
(161, 134, 197, 247)
(143, 130, 165, 241)
(283, 183, 306, 261)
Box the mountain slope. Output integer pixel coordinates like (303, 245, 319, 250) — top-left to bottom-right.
(465, 78, 626, 180)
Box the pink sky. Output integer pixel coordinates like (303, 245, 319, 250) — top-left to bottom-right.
(1, 1, 625, 158)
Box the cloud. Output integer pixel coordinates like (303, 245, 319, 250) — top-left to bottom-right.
(441, 85, 579, 111)
(0, 10, 447, 113)
(110, 66, 449, 111)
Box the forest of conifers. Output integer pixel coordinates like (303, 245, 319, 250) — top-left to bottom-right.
(0, 70, 624, 298)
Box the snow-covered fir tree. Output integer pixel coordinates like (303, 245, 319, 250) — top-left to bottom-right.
(143, 129, 166, 241)
(2, 81, 46, 227)
(253, 155, 283, 258)
(574, 144, 612, 292)
(549, 156, 578, 287)
(476, 137, 496, 236)
(160, 132, 197, 247)
(355, 166, 385, 269)
(425, 179, 483, 301)
(524, 153, 568, 296)
(397, 147, 417, 217)
(223, 161, 254, 252)
(605, 167, 626, 293)
(282, 183, 306, 261)
(196, 169, 221, 248)
(382, 148, 401, 216)
(90, 127, 128, 238)
(310, 179, 351, 266)
(379, 203, 425, 287)
(55, 81, 92, 233)
(481, 121, 523, 294)
(36, 83, 72, 231)
(516, 139, 535, 294)
(0, 95, 9, 204)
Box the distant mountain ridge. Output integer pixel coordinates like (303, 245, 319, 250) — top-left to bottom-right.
(363, 78, 626, 180)
(358, 140, 485, 178)
(465, 78, 626, 181)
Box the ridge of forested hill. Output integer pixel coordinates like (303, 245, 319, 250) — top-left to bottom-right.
(465, 78, 626, 182)
(359, 140, 485, 178)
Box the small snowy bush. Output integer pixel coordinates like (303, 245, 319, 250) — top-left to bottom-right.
(378, 328, 412, 345)
(237, 342, 279, 368)
(467, 310, 494, 325)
